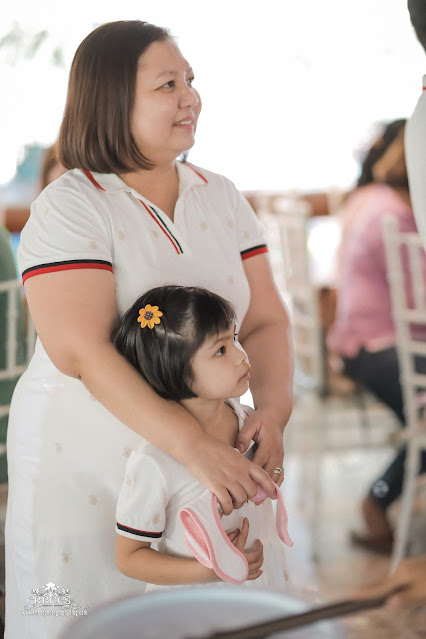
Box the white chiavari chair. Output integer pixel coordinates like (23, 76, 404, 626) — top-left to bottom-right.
(0, 278, 35, 474)
(262, 201, 396, 559)
(383, 216, 426, 571)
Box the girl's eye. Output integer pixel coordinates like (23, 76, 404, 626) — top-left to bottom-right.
(187, 76, 195, 86)
(161, 80, 175, 89)
(233, 333, 238, 342)
(215, 346, 226, 356)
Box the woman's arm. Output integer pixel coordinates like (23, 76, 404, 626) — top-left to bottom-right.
(24, 269, 276, 514)
(237, 253, 294, 479)
(115, 519, 263, 585)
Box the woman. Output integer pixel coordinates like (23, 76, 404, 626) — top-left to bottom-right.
(5, 21, 293, 638)
(328, 119, 426, 554)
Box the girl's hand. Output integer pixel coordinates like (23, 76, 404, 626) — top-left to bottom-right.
(187, 433, 276, 515)
(192, 523, 263, 584)
(236, 408, 285, 486)
(228, 518, 263, 581)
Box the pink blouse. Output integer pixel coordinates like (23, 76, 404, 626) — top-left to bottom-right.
(328, 184, 426, 358)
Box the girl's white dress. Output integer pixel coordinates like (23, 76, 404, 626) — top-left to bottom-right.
(5, 162, 269, 638)
(116, 400, 291, 593)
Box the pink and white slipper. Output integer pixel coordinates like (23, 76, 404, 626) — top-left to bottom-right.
(179, 483, 292, 584)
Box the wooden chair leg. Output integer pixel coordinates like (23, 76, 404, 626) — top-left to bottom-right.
(311, 397, 327, 561)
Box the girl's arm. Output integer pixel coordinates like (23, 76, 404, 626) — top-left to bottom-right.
(237, 253, 294, 480)
(24, 269, 275, 514)
(116, 536, 217, 585)
(115, 519, 263, 585)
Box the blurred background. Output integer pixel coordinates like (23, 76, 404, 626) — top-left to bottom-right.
(0, 0, 424, 197)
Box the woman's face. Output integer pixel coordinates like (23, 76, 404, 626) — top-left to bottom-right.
(131, 39, 201, 165)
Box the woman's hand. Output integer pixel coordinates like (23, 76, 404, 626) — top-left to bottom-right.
(228, 518, 264, 581)
(185, 432, 276, 515)
(236, 408, 285, 486)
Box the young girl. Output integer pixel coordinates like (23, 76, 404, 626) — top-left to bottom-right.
(114, 285, 292, 591)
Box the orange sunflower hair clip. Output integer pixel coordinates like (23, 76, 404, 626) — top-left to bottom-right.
(137, 304, 163, 329)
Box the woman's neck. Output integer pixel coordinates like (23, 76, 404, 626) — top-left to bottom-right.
(119, 161, 179, 220)
(393, 186, 411, 208)
(179, 398, 239, 448)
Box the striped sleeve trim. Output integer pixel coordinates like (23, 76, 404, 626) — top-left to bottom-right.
(116, 522, 163, 538)
(22, 259, 113, 283)
(240, 244, 269, 260)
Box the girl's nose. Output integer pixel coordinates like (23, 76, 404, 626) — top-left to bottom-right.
(234, 340, 248, 364)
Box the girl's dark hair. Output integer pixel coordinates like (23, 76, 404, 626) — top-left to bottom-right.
(357, 119, 406, 187)
(58, 21, 170, 173)
(113, 286, 237, 401)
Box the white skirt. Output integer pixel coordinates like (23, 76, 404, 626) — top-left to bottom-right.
(5, 341, 145, 639)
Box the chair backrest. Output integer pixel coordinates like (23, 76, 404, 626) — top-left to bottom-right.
(383, 216, 426, 429)
(269, 201, 327, 395)
(0, 278, 33, 419)
(0, 279, 28, 382)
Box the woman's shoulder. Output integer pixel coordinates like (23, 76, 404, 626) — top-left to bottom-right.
(363, 185, 414, 232)
(341, 184, 411, 225)
(30, 171, 79, 210)
(39, 168, 96, 194)
(351, 184, 410, 210)
(32, 169, 112, 218)
(342, 184, 383, 211)
(181, 162, 239, 193)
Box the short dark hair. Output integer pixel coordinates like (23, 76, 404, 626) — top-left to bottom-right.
(357, 119, 406, 187)
(58, 21, 170, 173)
(408, 0, 426, 52)
(113, 286, 237, 401)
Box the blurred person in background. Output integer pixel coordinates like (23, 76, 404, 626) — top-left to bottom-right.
(351, 0, 426, 610)
(39, 144, 67, 191)
(327, 119, 426, 554)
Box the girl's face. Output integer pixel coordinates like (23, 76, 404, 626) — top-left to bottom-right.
(131, 39, 201, 166)
(189, 326, 251, 400)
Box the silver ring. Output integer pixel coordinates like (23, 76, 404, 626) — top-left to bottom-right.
(217, 502, 224, 515)
(273, 467, 284, 475)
